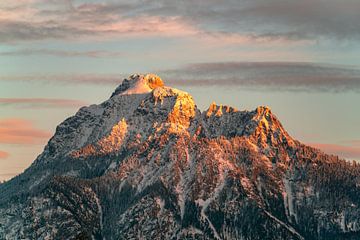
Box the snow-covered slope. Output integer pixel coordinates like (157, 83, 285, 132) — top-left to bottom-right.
(1, 74, 360, 239)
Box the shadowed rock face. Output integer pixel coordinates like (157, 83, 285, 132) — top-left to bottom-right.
(1, 74, 360, 240)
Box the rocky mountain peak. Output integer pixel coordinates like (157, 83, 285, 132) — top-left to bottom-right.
(206, 102, 237, 117)
(152, 87, 197, 134)
(249, 106, 295, 151)
(1, 74, 359, 240)
(111, 73, 164, 97)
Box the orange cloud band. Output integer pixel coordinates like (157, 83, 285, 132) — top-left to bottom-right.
(309, 143, 360, 160)
(0, 118, 51, 145)
(0, 150, 9, 159)
(0, 98, 87, 108)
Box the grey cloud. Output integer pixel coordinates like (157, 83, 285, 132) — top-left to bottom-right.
(112, 0, 360, 40)
(161, 62, 360, 92)
(0, 74, 124, 85)
(0, 21, 92, 43)
(0, 49, 123, 58)
(1, 0, 360, 43)
(234, 0, 360, 40)
(1, 62, 359, 92)
(0, 98, 88, 108)
(0, 1, 170, 43)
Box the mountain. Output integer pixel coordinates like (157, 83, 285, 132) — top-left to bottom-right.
(1, 74, 360, 240)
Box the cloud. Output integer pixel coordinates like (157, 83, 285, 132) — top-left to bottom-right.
(1, 62, 360, 92)
(0, 118, 52, 145)
(0, 150, 9, 159)
(0, 98, 87, 108)
(0, 49, 123, 58)
(309, 142, 360, 161)
(234, 0, 360, 41)
(0, 74, 124, 85)
(1, 0, 359, 43)
(0, 1, 198, 43)
(0, 16, 198, 42)
(138, 0, 360, 41)
(161, 62, 360, 92)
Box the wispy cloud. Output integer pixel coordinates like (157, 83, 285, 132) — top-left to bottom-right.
(0, 150, 9, 159)
(0, 118, 51, 145)
(1, 62, 360, 92)
(309, 142, 360, 161)
(0, 49, 123, 58)
(137, 0, 360, 41)
(0, 1, 198, 43)
(0, 98, 87, 108)
(162, 62, 360, 92)
(1, 0, 358, 44)
(0, 73, 124, 85)
(233, 0, 360, 41)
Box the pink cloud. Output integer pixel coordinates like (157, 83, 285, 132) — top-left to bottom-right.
(0, 118, 52, 145)
(0, 98, 87, 108)
(88, 16, 199, 37)
(0, 150, 9, 159)
(309, 142, 360, 160)
(0, 49, 124, 58)
(0, 1, 306, 45)
(0, 74, 123, 85)
(0, 1, 200, 43)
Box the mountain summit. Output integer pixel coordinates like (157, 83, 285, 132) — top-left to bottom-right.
(1, 74, 360, 239)
(111, 74, 164, 96)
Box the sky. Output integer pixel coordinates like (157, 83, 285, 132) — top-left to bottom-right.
(1, 0, 360, 181)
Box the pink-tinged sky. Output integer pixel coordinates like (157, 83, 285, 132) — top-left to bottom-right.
(1, 0, 360, 181)
(0, 150, 9, 159)
(309, 142, 360, 161)
(0, 118, 51, 144)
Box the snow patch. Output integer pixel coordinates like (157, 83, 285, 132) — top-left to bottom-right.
(64, 170, 80, 177)
(175, 176, 186, 220)
(283, 178, 297, 223)
(155, 197, 165, 216)
(196, 170, 227, 240)
(107, 161, 117, 171)
(264, 210, 304, 240)
(94, 194, 103, 235)
(29, 171, 50, 190)
(120, 74, 163, 96)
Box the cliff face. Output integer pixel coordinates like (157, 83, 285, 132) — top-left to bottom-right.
(1, 74, 360, 240)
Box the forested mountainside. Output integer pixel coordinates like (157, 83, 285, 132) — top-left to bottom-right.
(1, 74, 360, 240)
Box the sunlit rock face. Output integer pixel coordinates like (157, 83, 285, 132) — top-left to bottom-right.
(111, 73, 164, 96)
(1, 74, 360, 240)
(70, 118, 128, 158)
